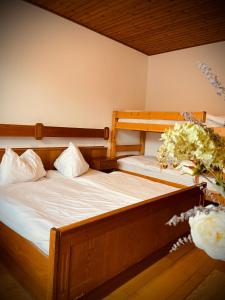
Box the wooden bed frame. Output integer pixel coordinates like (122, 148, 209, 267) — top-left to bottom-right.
(110, 111, 206, 158)
(0, 123, 205, 299)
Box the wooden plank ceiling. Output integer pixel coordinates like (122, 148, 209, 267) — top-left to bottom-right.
(26, 0, 225, 55)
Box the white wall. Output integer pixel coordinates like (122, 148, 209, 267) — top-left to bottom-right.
(0, 0, 147, 129)
(146, 41, 225, 114)
(1, 0, 224, 152)
(145, 41, 225, 155)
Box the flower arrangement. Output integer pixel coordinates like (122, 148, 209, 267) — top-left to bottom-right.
(157, 113, 225, 261)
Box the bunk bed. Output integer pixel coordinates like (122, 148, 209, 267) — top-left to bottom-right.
(110, 111, 206, 158)
(0, 122, 204, 300)
(110, 110, 225, 190)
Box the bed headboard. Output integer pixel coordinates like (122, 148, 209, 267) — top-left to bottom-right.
(0, 122, 109, 169)
(0, 146, 107, 170)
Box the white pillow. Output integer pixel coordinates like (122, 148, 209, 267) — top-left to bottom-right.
(54, 142, 89, 178)
(0, 148, 46, 185)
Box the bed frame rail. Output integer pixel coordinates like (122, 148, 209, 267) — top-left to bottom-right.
(49, 185, 203, 300)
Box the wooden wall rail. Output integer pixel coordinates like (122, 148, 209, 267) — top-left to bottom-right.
(0, 123, 109, 140)
(0, 124, 35, 138)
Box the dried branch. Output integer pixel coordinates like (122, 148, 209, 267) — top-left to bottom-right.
(198, 62, 225, 100)
(166, 206, 204, 226)
(166, 201, 225, 227)
(170, 234, 193, 253)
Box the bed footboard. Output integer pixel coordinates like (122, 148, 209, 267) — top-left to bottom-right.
(48, 185, 203, 300)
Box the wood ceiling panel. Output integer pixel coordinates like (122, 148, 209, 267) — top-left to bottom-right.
(26, 0, 225, 55)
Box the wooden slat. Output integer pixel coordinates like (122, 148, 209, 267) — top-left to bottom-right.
(116, 122, 174, 132)
(116, 144, 141, 152)
(43, 125, 106, 139)
(115, 111, 206, 121)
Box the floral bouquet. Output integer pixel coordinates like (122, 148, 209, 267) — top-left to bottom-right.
(157, 113, 225, 261)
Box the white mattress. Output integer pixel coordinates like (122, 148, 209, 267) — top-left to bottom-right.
(0, 169, 177, 255)
(117, 155, 216, 189)
(119, 114, 225, 127)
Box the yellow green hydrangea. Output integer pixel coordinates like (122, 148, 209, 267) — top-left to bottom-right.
(157, 122, 225, 185)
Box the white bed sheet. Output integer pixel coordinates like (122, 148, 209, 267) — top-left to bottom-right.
(0, 169, 177, 255)
(117, 155, 216, 190)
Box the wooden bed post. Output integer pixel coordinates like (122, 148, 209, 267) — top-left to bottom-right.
(202, 111, 206, 122)
(47, 228, 60, 300)
(140, 131, 146, 155)
(110, 111, 118, 158)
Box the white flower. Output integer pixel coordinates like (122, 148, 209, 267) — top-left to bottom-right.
(189, 209, 225, 261)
